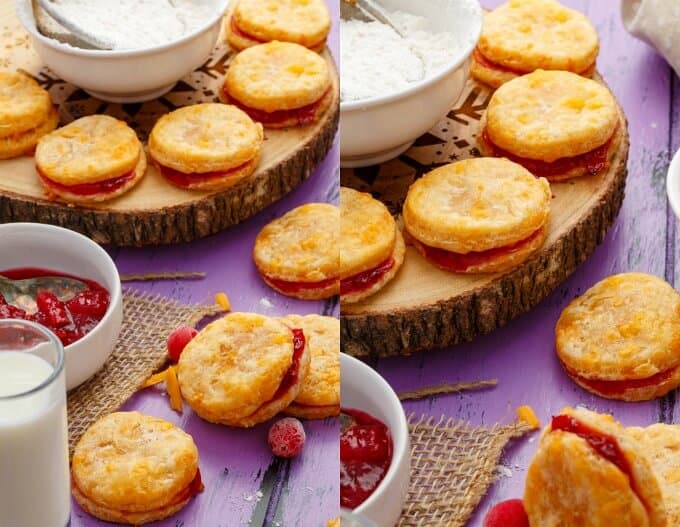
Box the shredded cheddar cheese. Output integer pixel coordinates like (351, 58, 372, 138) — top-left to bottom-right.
(142, 368, 169, 388)
(517, 405, 541, 430)
(215, 292, 231, 311)
(166, 366, 183, 413)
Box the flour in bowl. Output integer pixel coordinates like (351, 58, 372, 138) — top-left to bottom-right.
(341, 10, 471, 102)
(41, 0, 219, 50)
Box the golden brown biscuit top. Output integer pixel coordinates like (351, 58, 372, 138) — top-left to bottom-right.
(35, 114, 141, 185)
(403, 158, 551, 254)
(556, 273, 680, 380)
(148, 103, 263, 173)
(284, 314, 339, 407)
(0, 71, 53, 137)
(254, 203, 339, 283)
(233, 0, 331, 48)
(486, 70, 618, 162)
(177, 313, 297, 420)
(71, 412, 199, 512)
(478, 0, 598, 73)
(340, 186, 397, 279)
(224, 41, 330, 112)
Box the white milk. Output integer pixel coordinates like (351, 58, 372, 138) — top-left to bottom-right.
(0, 352, 70, 527)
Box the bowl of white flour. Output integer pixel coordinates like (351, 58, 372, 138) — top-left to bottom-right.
(16, 0, 229, 102)
(340, 0, 482, 167)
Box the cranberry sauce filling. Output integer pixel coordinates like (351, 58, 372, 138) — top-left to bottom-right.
(566, 364, 676, 396)
(0, 267, 110, 346)
(264, 274, 338, 295)
(340, 408, 393, 509)
(482, 127, 613, 179)
(156, 160, 251, 188)
(411, 229, 542, 273)
(223, 88, 330, 126)
(340, 258, 395, 296)
(39, 168, 135, 196)
(473, 48, 528, 75)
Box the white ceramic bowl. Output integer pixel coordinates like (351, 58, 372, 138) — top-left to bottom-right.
(16, 0, 229, 103)
(340, 0, 483, 167)
(667, 148, 680, 222)
(341, 353, 410, 527)
(0, 223, 122, 390)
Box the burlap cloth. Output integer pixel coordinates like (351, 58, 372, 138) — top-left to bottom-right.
(399, 414, 531, 527)
(66, 289, 224, 454)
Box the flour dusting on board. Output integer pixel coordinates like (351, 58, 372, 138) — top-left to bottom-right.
(43, 0, 218, 50)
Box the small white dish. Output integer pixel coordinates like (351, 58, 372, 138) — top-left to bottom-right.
(15, 0, 229, 103)
(0, 223, 122, 390)
(667, 148, 680, 221)
(341, 353, 410, 527)
(340, 0, 483, 167)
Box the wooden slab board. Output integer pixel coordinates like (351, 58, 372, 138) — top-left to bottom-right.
(0, 2, 339, 246)
(340, 75, 629, 358)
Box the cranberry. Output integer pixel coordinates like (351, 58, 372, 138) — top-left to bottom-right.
(484, 499, 529, 527)
(36, 292, 71, 328)
(167, 326, 198, 362)
(0, 303, 26, 319)
(268, 417, 306, 458)
(67, 290, 110, 318)
(340, 424, 391, 463)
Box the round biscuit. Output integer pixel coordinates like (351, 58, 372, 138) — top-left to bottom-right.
(223, 41, 330, 112)
(71, 412, 199, 515)
(525, 407, 666, 527)
(155, 154, 259, 192)
(556, 273, 680, 383)
(35, 114, 141, 185)
(341, 226, 404, 304)
(0, 71, 53, 138)
(282, 315, 339, 410)
(148, 103, 263, 173)
(486, 70, 618, 162)
(226, 18, 327, 53)
(402, 158, 551, 254)
(261, 274, 339, 300)
(254, 203, 339, 284)
(231, 0, 330, 50)
(177, 312, 310, 428)
(0, 107, 59, 160)
(340, 187, 397, 279)
(478, 0, 598, 74)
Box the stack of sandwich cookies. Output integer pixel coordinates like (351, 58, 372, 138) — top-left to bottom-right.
(71, 412, 203, 525)
(471, 0, 599, 88)
(556, 273, 680, 401)
(478, 70, 621, 182)
(403, 158, 550, 274)
(0, 71, 58, 159)
(226, 0, 331, 52)
(177, 313, 311, 428)
(283, 315, 340, 419)
(148, 103, 263, 191)
(35, 115, 145, 203)
(340, 187, 404, 304)
(222, 41, 332, 128)
(524, 407, 667, 527)
(253, 203, 339, 300)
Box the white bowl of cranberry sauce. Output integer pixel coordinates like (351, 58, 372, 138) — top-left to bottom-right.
(0, 223, 122, 390)
(341, 353, 410, 527)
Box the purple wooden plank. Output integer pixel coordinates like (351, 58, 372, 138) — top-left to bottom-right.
(375, 2, 674, 526)
(70, 1, 339, 525)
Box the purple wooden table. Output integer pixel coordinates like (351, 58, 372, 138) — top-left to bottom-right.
(373, 2, 678, 525)
(69, 3, 339, 526)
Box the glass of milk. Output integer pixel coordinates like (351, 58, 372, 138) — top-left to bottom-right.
(0, 319, 70, 527)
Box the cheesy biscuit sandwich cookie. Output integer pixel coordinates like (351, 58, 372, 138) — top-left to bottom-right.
(0, 71, 58, 159)
(254, 203, 339, 300)
(471, 0, 598, 88)
(35, 114, 145, 203)
(403, 158, 550, 274)
(283, 314, 340, 419)
(178, 312, 311, 428)
(525, 407, 667, 527)
(478, 70, 622, 182)
(556, 273, 680, 402)
(226, 0, 331, 52)
(340, 187, 404, 304)
(222, 41, 332, 128)
(71, 412, 203, 525)
(148, 103, 263, 191)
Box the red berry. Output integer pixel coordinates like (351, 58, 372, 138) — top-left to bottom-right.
(484, 499, 529, 527)
(340, 424, 390, 463)
(167, 325, 198, 362)
(67, 290, 110, 318)
(268, 417, 306, 458)
(36, 292, 71, 328)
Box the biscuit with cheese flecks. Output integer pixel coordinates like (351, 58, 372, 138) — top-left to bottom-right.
(226, 0, 330, 52)
(177, 312, 311, 427)
(71, 412, 202, 525)
(254, 203, 339, 300)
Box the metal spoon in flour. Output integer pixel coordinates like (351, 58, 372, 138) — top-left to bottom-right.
(341, 0, 406, 38)
(33, 0, 112, 50)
